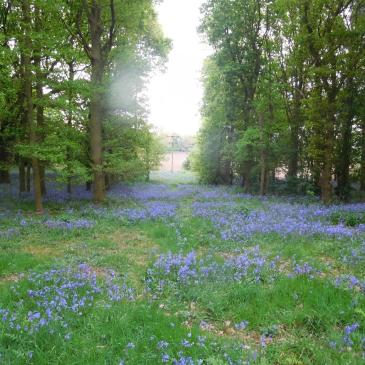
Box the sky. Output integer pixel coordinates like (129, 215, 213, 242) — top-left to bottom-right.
(147, 0, 212, 136)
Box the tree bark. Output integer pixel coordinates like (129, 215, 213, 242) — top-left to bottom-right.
(22, 0, 43, 213)
(336, 78, 355, 200)
(287, 71, 304, 179)
(0, 154, 10, 184)
(19, 160, 26, 192)
(288, 105, 300, 179)
(39, 163, 46, 196)
(0, 170, 10, 184)
(89, 62, 105, 202)
(320, 158, 332, 205)
(34, 6, 47, 197)
(258, 112, 268, 196)
(360, 120, 365, 192)
(336, 120, 352, 199)
(35, 77, 46, 197)
(35, 82, 46, 196)
(288, 129, 299, 179)
(66, 60, 75, 194)
(241, 161, 252, 192)
(72, 0, 118, 202)
(26, 161, 31, 192)
(88, 2, 105, 203)
(259, 158, 268, 196)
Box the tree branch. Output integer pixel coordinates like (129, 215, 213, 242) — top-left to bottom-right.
(102, 0, 116, 56)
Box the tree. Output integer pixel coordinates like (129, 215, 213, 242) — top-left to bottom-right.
(197, 0, 365, 201)
(0, 0, 170, 210)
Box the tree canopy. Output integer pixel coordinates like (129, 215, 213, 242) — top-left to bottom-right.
(0, 0, 170, 211)
(195, 0, 365, 203)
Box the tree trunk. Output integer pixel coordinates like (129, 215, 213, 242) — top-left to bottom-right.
(258, 112, 267, 196)
(88, 3, 105, 203)
(320, 159, 332, 205)
(90, 64, 105, 202)
(22, 0, 43, 213)
(320, 98, 336, 204)
(287, 73, 303, 179)
(360, 120, 365, 192)
(66, 61, 75, 194)
(105, 173, 111, 191)
(33, 6, 47, 196)
(0, 145, 10, 184)
(39, 163, 46, 196)
(32, 159, 43, 213)
(19, 160, 26, 192)
(336, 80, 354, 200)
(0, 143, 10, 184)
(259, 153, 268, 196)
(336, 119, 352, 200)
(67, 179, 72, 194)
(35, 60, 46, 197)
(0, 170, 10, 184)
(26, 162, 31, 192)
(241, 161, 252, 192)
(288, 124, 299, 178)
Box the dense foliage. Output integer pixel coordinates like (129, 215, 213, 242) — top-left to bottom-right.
(0, 0, 170, 211)
(195, 0, 365, 203)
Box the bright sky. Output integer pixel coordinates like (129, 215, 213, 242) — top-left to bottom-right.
(147, 0, 212, 136)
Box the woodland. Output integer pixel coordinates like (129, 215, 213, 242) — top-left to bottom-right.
(1, 1, 365, 365)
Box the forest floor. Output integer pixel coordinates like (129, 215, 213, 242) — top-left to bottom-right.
(0, 172, 365, 364)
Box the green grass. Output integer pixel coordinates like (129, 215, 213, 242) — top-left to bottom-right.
(0, 178, 365, 364)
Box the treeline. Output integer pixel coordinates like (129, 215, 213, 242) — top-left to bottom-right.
(195, 0, 365, 202)
(0, 0, 170, 212)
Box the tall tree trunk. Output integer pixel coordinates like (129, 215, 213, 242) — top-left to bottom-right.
(259, 112, 267, 196)
(26, 162, 31, 192)
(34, 7, 46, 197)
(320, 95, 336, 204)
(22, 0, 43, 213)
(287, 72, 304, 179)
(35, 84, 46, 196)
(0, 143, 10, 184)
(0, 154, 10, 184)
(320, 157, 332, 205)
(66, 60, 75, 194)
(88, 4, 105, 203)
(360, 120, 365, 192)
(336, 119, 352, 200)
(259, 157, 268, 196)
(19, 160, 26, 192)
(241, 161, 252, 192)
(18, 40, 27, 193)
(105, 173, 111, 191)
(0, 171, 10, 184)
(336, 80, 355, 200)
(67, 180, 72, 194)
(35, 81, 46, 196)
(39, 164, 46, 196)
(288, 105, 300, 179)
(73, 0, 118, 202)
(288, 126, 299, 179)
(90, 62, 105, 202)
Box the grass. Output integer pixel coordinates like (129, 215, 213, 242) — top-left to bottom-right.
(0, 175, 364, 364)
